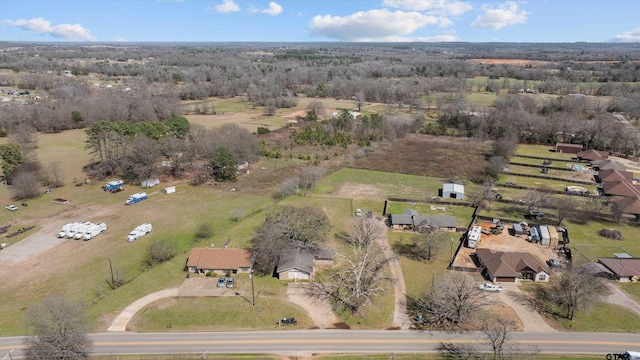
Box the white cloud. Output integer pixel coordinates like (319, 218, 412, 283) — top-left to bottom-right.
(3, 17, 96, 41)
(261, 2, 283, 16)
(471, 1, 528, 29)
(211, 0, 239, 14)
(387, 34, 459, 42)
(309, 9, 444, 42)
(382, 0, 472, 16)
(608, 28, 640, 42)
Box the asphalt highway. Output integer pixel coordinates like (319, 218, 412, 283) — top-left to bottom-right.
(2, 330, 640, 357)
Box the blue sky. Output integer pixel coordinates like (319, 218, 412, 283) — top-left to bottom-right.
(1, 0, 639, 43)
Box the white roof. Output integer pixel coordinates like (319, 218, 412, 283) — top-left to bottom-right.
(443, 183, 464, 193)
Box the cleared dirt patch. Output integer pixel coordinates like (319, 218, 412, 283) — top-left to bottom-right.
(351, 134, 492, 181)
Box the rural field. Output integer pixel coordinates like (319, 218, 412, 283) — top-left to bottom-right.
(1, 40, 640, 356)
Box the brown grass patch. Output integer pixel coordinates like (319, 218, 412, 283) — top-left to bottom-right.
(351, 134, 492, 181)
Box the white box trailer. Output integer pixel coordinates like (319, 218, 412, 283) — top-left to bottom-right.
(466, 225, 482, 248)
(164, 186, 176, 194)
(539, 225, 551, 246)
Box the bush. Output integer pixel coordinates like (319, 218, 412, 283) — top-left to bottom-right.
(257, 126, 271, 134)
(146, 239, 177, 265)
(598, 228, 623, 240)
(194, 223, 213, 239)
(205, 271, 218, 277)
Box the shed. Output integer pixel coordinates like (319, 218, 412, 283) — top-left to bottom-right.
(513, 223, 523, 236)
(141, 178, 160, 188)
(548, 226, 559, 247)
(555, 143, 583, 154)
(164, 186, 176, 194)
(529, 226, 540, 243)
(440, 182, 465, 200)
(539, 225, 551, 246)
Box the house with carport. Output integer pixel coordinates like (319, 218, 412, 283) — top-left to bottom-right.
(597, 257, 640, 282)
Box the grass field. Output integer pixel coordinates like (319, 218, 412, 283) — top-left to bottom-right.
(2, 102, 640, 339)
(516, 144, 577, 160)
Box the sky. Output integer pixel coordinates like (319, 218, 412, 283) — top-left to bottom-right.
(0, 0, 639, 43)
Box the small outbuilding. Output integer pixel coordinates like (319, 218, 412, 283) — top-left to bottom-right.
(555, 143, 583, 154)
(440, 182, 465, 200)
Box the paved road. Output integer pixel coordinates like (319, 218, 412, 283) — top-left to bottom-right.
(2, 331, 639, 357)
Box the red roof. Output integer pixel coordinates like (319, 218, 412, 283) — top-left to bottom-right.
(577, 149, 609, 161)
(602, 180, 640, 197)
(476, 248, 549, 278)
(187, 248, 252, 270)
(598, 258, 640, 277)
(598, 169, 633, 183)
(555, 143, 583, 154)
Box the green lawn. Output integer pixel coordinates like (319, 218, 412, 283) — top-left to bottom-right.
(549, 303, 640, 332)
(516, 144, 577, 160)
(130, 296, 311, 332)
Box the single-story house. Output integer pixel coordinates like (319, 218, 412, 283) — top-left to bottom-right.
(440, 182, 464, 200)
(186, 248, 252, 274)
(413, 215, 458, 232)
(609, 196, 640, 217)
(593, 159, 626, 171)
(276, 247, 315, 281)
(601, 180, 640, 197)
(389, 214, 414, 230)
(577, 149, 609, 162)
(597, 257, 640, 282)
(581, 262, 614, 279)
(475, 248, 550, 283)
(276, 246, 335, 281)
(555, 143, 583, 154)
(388, 210, 457, 232)
(597, 169, 633, 183)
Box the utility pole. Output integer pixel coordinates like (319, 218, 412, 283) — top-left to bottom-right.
(250, 253, 256, 306)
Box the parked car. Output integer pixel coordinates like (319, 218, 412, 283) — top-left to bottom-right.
(216, 277, 226, 288)
(226, 277, 234, 288)
(5, 205, 18, 211)
(548, 258, 561, 267)
(478, 283, 502, 292)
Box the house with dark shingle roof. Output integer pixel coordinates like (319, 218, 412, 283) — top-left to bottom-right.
(597, 257, 640, 282)
(602, 180, 640, 197)
(610, 196, 640, 217)
(186, 248, 252, 274)
(597, 169, 633, 183)
(475, 248, 550, 283)
(388, 210, 457, 232)
(593, 159, 626, 171)
(277, 247, 315, 281)
(276, 246, 335, 281)
(577, 149, 609, 161)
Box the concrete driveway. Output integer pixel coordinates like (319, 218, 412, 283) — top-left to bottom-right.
(495, 282, 556, 332)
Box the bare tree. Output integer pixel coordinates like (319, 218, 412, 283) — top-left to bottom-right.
(553, 196, 577, 225)
(436, 342, 483, 360)
(24, 296, 91, 360)
(298, 166, 327, 194)
(10, 170, 40, 200)
(522, 188, 553, 212)
(309, 218, 391, 314)
(408, 271, 493, 329)
(251, 206, 330, 275)
(482, 318, 517, 360)
(534, 267, 605, 321)
(586, 196, 607, 220)
(277, 176, 300, 198)
(46, 161, 65, 188)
